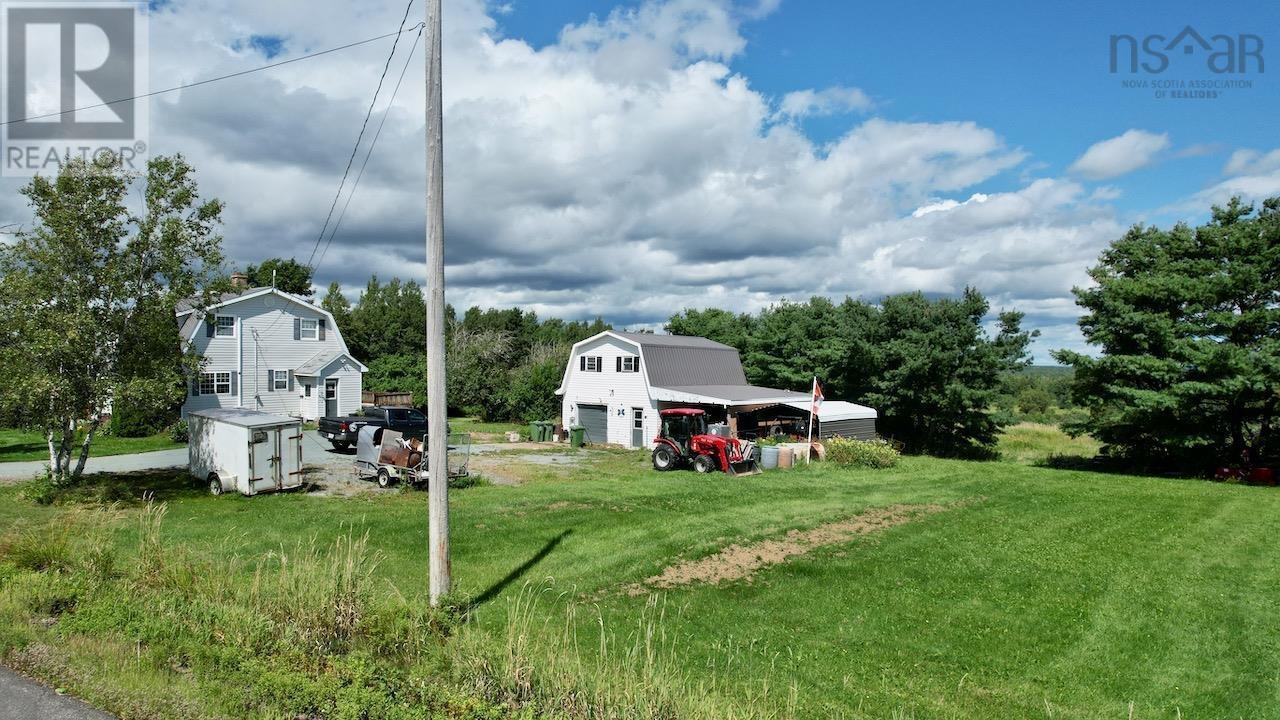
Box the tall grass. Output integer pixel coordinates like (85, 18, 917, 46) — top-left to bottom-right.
(451, 582, 798, 720)
(0, 500, 489, 719)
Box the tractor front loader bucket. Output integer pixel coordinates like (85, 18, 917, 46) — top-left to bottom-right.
(727, 442, 763, 476)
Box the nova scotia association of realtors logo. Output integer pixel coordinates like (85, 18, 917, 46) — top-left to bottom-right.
(1110, 25, 1264, 100)
(1, 1, 148, 176)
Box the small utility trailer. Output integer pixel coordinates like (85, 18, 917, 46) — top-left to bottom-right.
(354, 425, 471, 488)
(188, 409, 304, 496)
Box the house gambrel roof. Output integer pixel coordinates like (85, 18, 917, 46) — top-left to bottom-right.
(176, 287, 367, 372)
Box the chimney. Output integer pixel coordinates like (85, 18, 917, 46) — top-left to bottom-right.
(230, 272, 249, 290)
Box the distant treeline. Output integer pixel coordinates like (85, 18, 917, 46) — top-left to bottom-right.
(321, 277, 609, 424)
(320, 278, 1036, 457)
(666, 288, 1035, 456)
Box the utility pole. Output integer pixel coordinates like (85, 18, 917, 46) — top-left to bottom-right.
(424, 0, 450, 605)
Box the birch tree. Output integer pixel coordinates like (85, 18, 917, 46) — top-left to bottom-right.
(0, 153, 224, 485)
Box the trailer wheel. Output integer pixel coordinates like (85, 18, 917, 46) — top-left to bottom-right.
(330, 440, 350, 451)
(377, 468, 393, 489)
(208, 473, 224, 496)
(692, 454, 717, 474)
(652, 445, 678, 471)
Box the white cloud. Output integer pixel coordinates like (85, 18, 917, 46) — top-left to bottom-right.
(1068, 129, 1170, 180)
(778, 85, 872, 119)
(0, 0, 1142, 361)
(1223, 148, 1280, 177)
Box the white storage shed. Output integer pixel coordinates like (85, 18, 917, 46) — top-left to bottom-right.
(188, 409, 304, 496)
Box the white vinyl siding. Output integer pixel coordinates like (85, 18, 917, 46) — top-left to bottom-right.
(561, 336, 656, 447)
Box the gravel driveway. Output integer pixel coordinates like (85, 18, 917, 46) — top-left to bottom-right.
(0, 431, 555, 486)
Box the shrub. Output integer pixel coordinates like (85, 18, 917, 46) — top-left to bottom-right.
(109, 397, 177, 438)
(19, 471, 59, 505)
(167, 420, 189, 443)
(824, 437, 900, 469)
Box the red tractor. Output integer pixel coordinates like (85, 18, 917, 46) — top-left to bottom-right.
(651, 408, 762, 475)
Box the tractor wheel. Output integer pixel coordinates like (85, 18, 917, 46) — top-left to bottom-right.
(692, 454, 717, 474)
(652, 445, 679, 471)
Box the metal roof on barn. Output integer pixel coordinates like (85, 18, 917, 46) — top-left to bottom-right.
(612, 332, 748, 387)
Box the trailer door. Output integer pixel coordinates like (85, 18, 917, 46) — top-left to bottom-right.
(249, 427, 281, 494)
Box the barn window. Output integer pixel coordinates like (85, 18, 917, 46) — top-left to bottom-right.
(215, 315, 235, 337)
(618, 356, 640, 373)
(581, 356, 601, 372)
(300, 319, 318, 340)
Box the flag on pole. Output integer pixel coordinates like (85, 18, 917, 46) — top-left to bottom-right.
(811, 377, 824, 416)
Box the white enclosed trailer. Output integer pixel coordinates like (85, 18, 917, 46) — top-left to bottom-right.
(188, 409, 304, 496)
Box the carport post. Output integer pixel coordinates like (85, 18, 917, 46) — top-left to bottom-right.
(424, 0, 450, 606)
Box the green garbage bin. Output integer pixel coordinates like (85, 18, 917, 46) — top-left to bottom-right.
(527, 422, 539, 441)
(532, 421, 545, 442)
(542, 421, 556, 442)
(569, 426, 585, 448)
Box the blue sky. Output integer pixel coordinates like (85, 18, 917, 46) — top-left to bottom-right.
(3, 0, 1277, 363)
(501, 0, 1277, 219)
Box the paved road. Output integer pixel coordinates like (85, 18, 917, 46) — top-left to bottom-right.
(0, 431, 542, 483)
(0, 667, 113, 720)
(0, 448, 188, 483)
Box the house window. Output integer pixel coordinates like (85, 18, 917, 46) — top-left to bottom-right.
(215, 315, 235, 337)
(200, 372, 231, 395)
(273, 370, 289, 390)
(618, 356, 640, 373)
(300, 319, 318, 340)
(581, 356, 601, 372)
(304, 383, 312, 397)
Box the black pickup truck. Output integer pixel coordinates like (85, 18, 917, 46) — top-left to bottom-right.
(317, 406, 428, 450)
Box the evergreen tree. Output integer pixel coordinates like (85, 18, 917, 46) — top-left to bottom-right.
(1055, 197, 1280, 467)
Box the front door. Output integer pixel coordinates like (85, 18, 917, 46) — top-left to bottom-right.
(325, 378, 339, 416)
(301, 382, 313, 418)
(631, 408, 644, 448)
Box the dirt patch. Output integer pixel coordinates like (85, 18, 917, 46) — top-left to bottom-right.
(629, 503, 956, 594)
(468, 451, 592, 486)
(302, 466, 386, 497)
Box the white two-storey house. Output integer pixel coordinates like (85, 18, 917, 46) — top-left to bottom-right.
(177, 286, 367, 421)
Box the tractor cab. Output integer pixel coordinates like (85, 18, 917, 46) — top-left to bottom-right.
(659, 408, 707, 455)
(653, 408, 761, 476)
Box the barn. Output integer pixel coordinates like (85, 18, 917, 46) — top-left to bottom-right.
(555, 331, 876, 448)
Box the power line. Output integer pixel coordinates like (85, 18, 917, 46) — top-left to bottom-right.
(312, 25, 424, 274)
(0, 24, 426, 126)
(306, 0, 419, 270)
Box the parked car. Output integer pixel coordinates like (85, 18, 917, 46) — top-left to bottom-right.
(318, 406, 428, 450)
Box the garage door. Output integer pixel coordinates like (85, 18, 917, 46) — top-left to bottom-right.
(577, 404, 608, 445)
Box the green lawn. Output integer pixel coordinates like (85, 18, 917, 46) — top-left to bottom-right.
(2, 446, 1278, 719)
(0, 428, 183, 463)
(448, 416, 525, 436)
